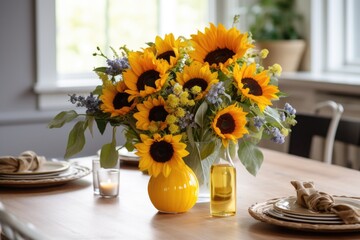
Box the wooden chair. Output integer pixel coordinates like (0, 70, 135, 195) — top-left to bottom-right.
(288, 101, 344, 164)
(0, 203, 49, 240)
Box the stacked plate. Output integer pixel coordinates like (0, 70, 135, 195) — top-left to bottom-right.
(0, 161, 90, 188)
(249, 196, 360, 232)
(267, 196, 345, 224)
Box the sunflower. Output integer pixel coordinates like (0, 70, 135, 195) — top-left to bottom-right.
(154, 33, 182, 68)
(233, 63, 279, 112)
(100, 81, 136, 117)
(176, 61, 218, 100)
(123, 49, 170, 100)
(133, 96, 170, 131)
(135, 133, 189, 177)
(212, 104, 248, 147)
(190, 23, 253, 69)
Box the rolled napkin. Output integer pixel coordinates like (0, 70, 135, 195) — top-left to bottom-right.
(0, 151, 46, 173)
(291, 181, 360, 224)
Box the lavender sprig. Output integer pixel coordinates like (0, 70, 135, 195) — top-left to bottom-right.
(69, 93, 101, 114)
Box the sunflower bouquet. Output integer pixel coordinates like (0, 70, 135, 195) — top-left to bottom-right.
(49, 21, 296, 179)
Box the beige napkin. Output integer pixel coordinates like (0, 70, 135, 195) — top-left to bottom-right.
(291, 181, 360, 224)
(0, 151, 46, 173)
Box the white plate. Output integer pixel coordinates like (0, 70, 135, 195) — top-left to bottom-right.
(249, 197, 360, 233)
(266, 208, 344, 224)
(0, 161, 70, 175)
(97, 146, 139, 162)
(0, 166, 77, 180)
(0, 165, 90, 188)
(273, 196, 360, 218)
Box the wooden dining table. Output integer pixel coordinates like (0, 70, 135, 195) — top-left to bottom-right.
(0, 148, 359, 240)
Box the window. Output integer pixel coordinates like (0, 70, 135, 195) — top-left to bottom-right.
(35, 0, 233, 110)
(312, 0, 360, 74)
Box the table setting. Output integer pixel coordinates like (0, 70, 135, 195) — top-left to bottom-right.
(249, 181, 360, 232)
(0, 150, 90, 188)
(1, 17, 360, 239)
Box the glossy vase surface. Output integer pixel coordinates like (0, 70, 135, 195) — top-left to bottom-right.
(148, 165, 199, 213)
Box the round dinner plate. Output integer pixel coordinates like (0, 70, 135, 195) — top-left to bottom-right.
(266, 209, 343, 224)
(274, 196, 360, 218)
(248, 197, 360, 232)
(0, 165, 90, 188)
(0, 166, 77, 180)
(0, 161, 70, 175)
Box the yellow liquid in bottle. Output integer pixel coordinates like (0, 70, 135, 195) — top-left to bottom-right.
(210, 164, 236, 217)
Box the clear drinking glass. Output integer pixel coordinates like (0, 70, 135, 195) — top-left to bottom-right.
(92, 158, 100, 195)
(97, 168, 120, 198)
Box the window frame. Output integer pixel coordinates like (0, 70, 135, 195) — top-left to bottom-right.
(312, 0, 360, 74)
(35, 0, 237, 110)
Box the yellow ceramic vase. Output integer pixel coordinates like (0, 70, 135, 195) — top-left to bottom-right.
(148, 165, 199, 213)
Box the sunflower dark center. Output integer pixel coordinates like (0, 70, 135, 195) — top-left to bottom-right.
(150, 141, 174, 163)
(137, 70, 159, 91)
(241, 78, 263, 96)
(157, 50, 176, 63)
(183, 78, 208, 91)
(204, 48, 235, 65)
(149, 106, 168, 122)
(216, 113, 236, 134)
(113, 92, 133, 109)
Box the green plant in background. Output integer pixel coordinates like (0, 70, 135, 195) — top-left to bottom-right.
(248, 0, 303, 40)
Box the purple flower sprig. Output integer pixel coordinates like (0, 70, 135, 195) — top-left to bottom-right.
(106, 57, 129, 76)
(206, 82, 225, 105)
(265, 127, 285, 144)
(69, 93, 101, 114)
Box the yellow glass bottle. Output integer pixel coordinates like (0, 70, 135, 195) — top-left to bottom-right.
(210, 147, 236, 217)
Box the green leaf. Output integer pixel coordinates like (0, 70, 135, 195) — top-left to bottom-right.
(92, 85, 103, 95)
(64, 121, 87, 159)
(264, 106, 283, 128)
(124, 127, 138, 151)
(87, 116, 95, 137)
(238, 141, 264, 176)
(93, 67, 108, 73)
(194, 101, 208, 127)
(48, 110, 78, 128)
(100, 127, 118, 168)
(95, 118, 107, 135)
(99, 142, 118, 168)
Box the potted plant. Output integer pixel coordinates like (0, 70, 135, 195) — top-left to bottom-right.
(248, 0, 305, 72)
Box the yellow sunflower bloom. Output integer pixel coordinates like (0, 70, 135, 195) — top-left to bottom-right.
(176, 61, 218, 100)
(133, 96, 170, 131)
(135, 134, 189, 177)
(154, 33, 182, 67)
(100, 81, 136, 117)
(190, 23, 253, 69)
(123, 50, 170, 100)
(212, 104, 248, 147)
(233, 63, 279, 112)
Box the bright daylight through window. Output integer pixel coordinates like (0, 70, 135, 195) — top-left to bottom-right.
(56, 0, 209, 80)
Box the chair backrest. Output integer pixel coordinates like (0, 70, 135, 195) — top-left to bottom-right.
(0, 203, 49, 240)
(288, 101, 344, 164)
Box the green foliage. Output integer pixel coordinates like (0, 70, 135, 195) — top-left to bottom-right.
(124, 126, 139, 152)
(95, 118, 107, 135)
(238, 140, 264, 176)
(64, 121, 87, 159)
(99, 127, 119, 168)
(48, 110, 78, 128)
(248, 0, 303, 40)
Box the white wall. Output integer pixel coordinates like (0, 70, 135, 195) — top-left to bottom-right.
(0, 0, 114, 158)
